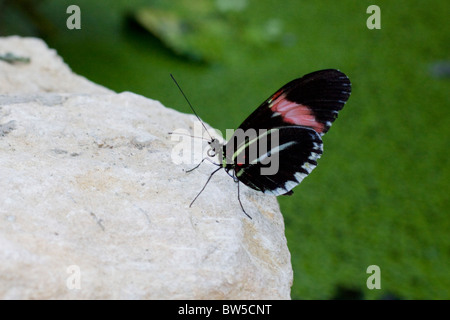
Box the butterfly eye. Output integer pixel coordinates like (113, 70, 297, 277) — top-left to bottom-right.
(207, 148, 216, 157)
(207, 138, 222, 157)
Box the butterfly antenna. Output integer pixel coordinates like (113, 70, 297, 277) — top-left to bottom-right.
(170, 74, 213, 141)
(168, 132, 210, 141)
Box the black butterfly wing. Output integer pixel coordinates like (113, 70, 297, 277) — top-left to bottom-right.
(223, 69, 350, 195)
(228, 126, 323, 196)
(237, 69, 351, 136)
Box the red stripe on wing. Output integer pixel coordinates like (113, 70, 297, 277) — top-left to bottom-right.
(270, 93, 325, 134)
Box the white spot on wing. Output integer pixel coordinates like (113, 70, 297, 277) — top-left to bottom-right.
(308, 152, 321, 161)
(313, 142, 322, 151)
(271, 112, 281, 118)
(284, 180, 298, 191)
(263, 187, 288, 196)
(294, 172, 307, 183)
(301, 162, 316, 174)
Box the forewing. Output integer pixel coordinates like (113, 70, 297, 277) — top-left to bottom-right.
(237, 69, 351, 136)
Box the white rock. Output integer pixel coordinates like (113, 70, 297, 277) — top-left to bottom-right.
(0, 36, 292, 299)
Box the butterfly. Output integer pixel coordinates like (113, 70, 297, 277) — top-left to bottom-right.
(172, 69, 351, 218)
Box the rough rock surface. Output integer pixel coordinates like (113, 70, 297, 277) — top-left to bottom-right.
(0, 36, 292, 299)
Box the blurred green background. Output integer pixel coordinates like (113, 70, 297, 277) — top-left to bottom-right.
(1, 0, 448, 299)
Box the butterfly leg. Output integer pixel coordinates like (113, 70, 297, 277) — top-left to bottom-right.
(225, 169, 239, 182)
(235, 173, 252, 220)
(186, 157, 220, 173)
(189, 167, 222, 207)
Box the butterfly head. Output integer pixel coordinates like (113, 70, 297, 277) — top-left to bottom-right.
(207, 138, 223, 158)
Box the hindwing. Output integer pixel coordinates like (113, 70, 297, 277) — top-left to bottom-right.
(224, 126, 323, 195)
